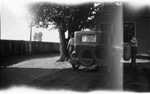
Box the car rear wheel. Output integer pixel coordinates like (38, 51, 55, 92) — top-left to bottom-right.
(78, 47, 94, 66)
(92, 45, 108, 62)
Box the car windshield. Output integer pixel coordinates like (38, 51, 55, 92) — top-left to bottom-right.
(81, 35, 96, 42)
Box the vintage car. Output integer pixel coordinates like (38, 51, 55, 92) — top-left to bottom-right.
(68, 31, 115, 71)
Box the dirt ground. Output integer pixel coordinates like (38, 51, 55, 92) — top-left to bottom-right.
(1, 54, 150, 92)
(0, 54, 122, 92)
(123, 59, 150, 92)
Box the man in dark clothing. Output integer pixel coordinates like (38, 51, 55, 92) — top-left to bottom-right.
(131, 37, 138, 69)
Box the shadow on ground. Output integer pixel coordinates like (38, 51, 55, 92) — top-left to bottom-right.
(123, 62, 150, 92)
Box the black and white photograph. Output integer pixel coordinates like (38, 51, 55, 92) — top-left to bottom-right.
(0, 0, 150, 93)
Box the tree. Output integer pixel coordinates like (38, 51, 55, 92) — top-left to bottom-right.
(33, 32, 43, 41)
(28, 2, 103, 61)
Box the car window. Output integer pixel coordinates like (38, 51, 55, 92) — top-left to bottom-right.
(81, 35, 96, 42)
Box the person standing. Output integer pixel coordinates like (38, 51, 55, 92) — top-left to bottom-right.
(131, 37, 138, 69)
(67, 35, 74, 60)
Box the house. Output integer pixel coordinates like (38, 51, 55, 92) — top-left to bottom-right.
(95, 3, 150, 57)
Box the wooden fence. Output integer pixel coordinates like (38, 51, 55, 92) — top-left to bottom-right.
(0, 40, 60, 56)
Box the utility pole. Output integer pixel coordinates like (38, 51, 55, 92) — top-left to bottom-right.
(29, 22, 32, 54)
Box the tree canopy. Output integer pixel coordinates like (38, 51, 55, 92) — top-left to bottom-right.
(28, 2, 102, 35)
(33, 32, 43, 41)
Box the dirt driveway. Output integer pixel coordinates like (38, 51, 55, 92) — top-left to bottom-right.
(0, 54, 122, 92)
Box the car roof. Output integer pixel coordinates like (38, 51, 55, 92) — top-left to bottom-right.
(75, 31, 102, 34)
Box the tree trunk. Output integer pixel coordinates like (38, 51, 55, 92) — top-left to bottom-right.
(57, 29, 67, 62)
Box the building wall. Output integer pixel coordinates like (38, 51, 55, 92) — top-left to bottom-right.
(95, 3, 150, 55)
(95, 4, 123, 46)
(95, 16, 123, 46)
(123, 4, 150, 55)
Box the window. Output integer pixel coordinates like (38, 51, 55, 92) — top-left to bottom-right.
(81, 35, 96, 42)
(124, 23, 135, 43)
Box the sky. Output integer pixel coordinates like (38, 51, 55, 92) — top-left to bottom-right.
(1, 1, 60, 42)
